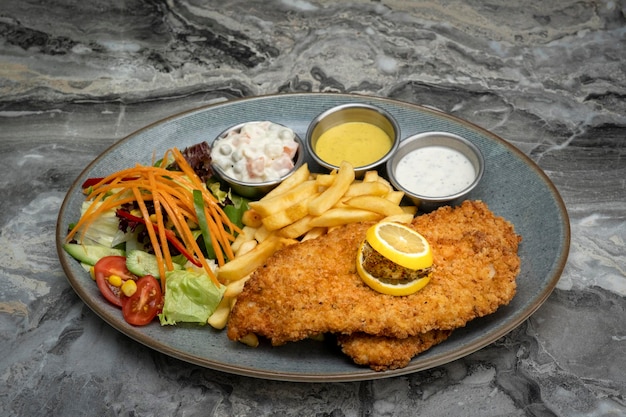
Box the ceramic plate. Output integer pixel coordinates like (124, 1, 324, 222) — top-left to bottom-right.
(56, 93, 570, 382)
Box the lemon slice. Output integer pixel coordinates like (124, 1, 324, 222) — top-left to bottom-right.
(365, 221, 433, 270)
(356, 242, 431, 296)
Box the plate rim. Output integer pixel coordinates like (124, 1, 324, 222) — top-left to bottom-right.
(56, 92, 571, 382)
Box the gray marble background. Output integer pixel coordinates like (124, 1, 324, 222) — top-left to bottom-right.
(1, 0, 625, 416)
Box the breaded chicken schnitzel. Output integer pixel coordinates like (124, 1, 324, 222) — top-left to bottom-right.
(337, 330, 453, 371)
(227, 200, 521, 370)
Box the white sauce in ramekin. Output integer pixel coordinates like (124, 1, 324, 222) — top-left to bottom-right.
(395, 145, 476, 197)
(211, 121, 299, 183)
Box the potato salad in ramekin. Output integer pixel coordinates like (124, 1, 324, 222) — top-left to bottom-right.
(211, 121, 300, 183)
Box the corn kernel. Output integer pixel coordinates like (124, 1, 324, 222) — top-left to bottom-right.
(108, 274, 123, 287)
(121, 279, 137, 297)
(89, 266, 96, 281)
(130, 209, 142, 217)
(149, 214, 158, 223)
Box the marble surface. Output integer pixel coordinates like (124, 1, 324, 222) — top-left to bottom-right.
(1, 0, 625, 415)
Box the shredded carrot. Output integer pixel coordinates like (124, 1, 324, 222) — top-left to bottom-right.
(132, 186, 166, 283)
(66, 192, 137, 243)
(66, 147, 243, 288)
(205, 201, 237, 259)
(149, 171, 171, 291)
(170, 148, 242, 240)
(156, 189, 203, 259)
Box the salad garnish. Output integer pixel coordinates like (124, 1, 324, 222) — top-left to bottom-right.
(65, 142, 251, 327)
(66, 147, 241, 288)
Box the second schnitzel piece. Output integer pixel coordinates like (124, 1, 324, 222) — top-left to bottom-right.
(227, 200, 521, 350)
(337, 330, 453, 371)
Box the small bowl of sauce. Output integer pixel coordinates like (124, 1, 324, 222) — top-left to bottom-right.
(386, 132, 484, 211)
(306, 103, 400, 176)
(210, 121, 304, 199)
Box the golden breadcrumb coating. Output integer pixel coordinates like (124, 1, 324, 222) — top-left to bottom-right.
(337, 330, 453, 371)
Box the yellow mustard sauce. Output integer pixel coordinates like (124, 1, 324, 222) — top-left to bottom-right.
(315, 122, 392, 167)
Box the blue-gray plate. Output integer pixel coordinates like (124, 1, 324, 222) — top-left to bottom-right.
(56, 93, 570, 382)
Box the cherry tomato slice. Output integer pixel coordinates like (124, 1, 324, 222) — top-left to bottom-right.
(94, 256, 135, 307)
(122, 275, 163, 326)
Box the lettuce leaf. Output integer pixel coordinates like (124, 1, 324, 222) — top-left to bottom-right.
(158, 270, 225, 326)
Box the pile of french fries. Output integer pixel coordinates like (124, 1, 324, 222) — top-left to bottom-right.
(208, 161, 417, 332)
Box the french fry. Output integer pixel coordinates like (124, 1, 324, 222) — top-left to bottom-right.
(262, 163, 310, 200)
(277, 237, 299, 248)
(207, 297, 232, 329)
(230, 225, 258, 253)
(218, 235, 280, 282)
(241, 208, 263, 228)
(239, 333, 260, 347)
(248, 180, 318, 217)
(301, 227, 326, 241)
(309, 207, 382, 228)
(328, 225, 347, 234)
(343, 180, 391, 198)
(376, 176, 391, 188)
(308, 161, 355, 216)
(385, 190, 405, 205)
(277, 214, 316, 239)
(235, 239, 257, 257)
(253, 225, 272, 242)
(261, 196, 312, 231)
(224, 274, 252, 298)
(332, 198, 349, 209)
(314, 173, 336, 188)
(401, 205, 418, 215)
(345, 195, 405, 217)
(362, 170, 379, 183)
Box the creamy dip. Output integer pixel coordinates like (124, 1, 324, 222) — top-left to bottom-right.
(211, 121, 299, 183)
(315, 122, 392, 167)
(395, 146, 476, 197)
